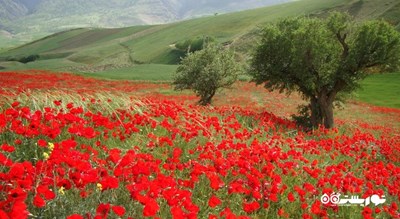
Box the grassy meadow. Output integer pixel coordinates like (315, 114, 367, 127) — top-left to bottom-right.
(357, 72, 400, 109)
(80, 64, 178, 81)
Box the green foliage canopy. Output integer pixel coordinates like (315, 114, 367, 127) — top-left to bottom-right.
(173, 45, 242, 105)
(250, 12, 400, 128)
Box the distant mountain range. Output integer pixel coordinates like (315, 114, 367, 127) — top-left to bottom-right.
(0, 0, 290, 34)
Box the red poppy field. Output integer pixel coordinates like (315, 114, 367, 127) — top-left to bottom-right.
(0, 70, 399, 219)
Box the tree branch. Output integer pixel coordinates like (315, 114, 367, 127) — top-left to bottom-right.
(336, 32, 349, 59)
(364, 61, 382, 68)
(328, 79, 347, 103)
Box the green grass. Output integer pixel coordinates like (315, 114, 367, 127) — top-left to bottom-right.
(4, 29, 89, 56)
(0, 58, 82, 71)
(79, 64, 178, 81)
(356, 72, 400, 108)
(0, 61, 177, 81)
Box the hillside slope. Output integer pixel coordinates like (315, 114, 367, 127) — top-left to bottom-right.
(0, 0, 289, 37)
(1, 0, 399, 78)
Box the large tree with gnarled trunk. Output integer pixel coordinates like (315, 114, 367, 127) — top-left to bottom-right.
(250, 12, 400, 128)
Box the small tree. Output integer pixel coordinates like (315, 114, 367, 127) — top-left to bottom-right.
(175, 36, 215, 54)
(250, 12, 400, 128)
(173, 45, 242, 105)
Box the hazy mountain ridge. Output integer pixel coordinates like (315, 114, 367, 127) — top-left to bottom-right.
(0, 0, 28, 22)
(0, 0, 289, 34)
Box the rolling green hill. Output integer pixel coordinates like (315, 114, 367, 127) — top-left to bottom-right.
(0, 0, 399, 78)
(0, 0, 291, 48)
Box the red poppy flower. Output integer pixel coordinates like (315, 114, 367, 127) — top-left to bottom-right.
(33, 195, 46, 208)
(208, 195, 221, 208)
(207, 173, 224, 191)
(362, 206, 373, 219)
(8, 188, 27, 201)
(67, 214, 84, 219)
(53, 100, 62, 106)
(0, 210, 10, 219)
(100, 176, 119, 190)
(243, 201, 260, 213)
(0, 152, 13, 167)
(37, 185, 55, 200)
(96, 203, 110, 218)
(287, 192, 295, 202)
(9, 200, 29, 219)
(11, 101, 20, 108)
(220, 207, 235, 218)
(311, 200, 321, 215)
(37, 139, 47, 148)
(171, 206, 185, 219)
(1, 144, 15, 152)
(112, 205, 126, 216)
(209, 214, 218, 219)
(143, 198, 159, 217)
(57, 179, 72, 190)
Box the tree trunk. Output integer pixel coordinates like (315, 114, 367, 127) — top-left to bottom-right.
(322, 103, 334, 128)
(310, 97, 322, 128)
(312, 80, 344, 129)
(318, 96, 335, 129)
(198, 89, 216, 106)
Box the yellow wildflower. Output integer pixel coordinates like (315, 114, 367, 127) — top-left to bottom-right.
(96, 183, 103, 191)
(48, 142, 55, 151)
(43, 152, 49, 160)
(58, 186, 65, 195)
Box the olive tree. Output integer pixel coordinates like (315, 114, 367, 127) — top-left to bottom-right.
(250, 12, 400, 128)
(173, 45, 242, 105)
